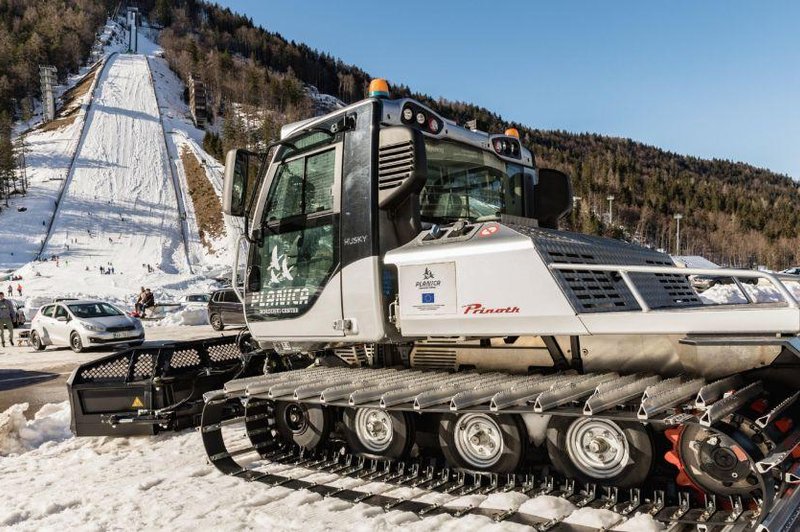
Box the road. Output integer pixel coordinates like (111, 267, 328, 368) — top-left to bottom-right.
(0, 325, 233, 414)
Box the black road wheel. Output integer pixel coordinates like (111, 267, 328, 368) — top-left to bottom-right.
(546, 416, 653, 487)
(439, 412, 527, 473)
(210, 313, 224, 331)
(343, 408, 415, 459)
(30, 331, 46, 351)
(70, 331, 84, 353)
(274, 401, 333, 450)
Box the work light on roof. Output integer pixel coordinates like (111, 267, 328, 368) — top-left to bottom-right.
(368, 78, 390, 98)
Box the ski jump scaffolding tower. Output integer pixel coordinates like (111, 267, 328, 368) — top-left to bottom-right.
(127, 7, 139, 53)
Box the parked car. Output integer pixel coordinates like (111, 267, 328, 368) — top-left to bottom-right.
(208, 289, 245, 331)
(781, 267, 800, 276)
(30, 299, 144, 352)
(179, 293, 211, 306)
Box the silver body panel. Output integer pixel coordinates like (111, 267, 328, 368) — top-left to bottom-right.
(385, 222, 800, 337)
(387, 224, 588, 337)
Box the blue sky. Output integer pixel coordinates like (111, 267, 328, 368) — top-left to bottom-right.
(214, 1, 800, 178)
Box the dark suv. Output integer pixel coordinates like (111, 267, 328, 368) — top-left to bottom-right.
(208, 288, 246, 331)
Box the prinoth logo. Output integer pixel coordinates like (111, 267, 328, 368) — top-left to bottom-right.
(462, 303, 520, 315)
(268, 246, 294, 286)
(415, 267, 440, 289)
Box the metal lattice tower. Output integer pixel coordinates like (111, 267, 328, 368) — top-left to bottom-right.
(39, 66, 58, 122)
(127, 7, 139, 53)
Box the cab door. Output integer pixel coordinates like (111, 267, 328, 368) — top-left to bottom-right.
(245, 133, 344, 340)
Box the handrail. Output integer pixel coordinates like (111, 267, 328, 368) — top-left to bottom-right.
(549, 263, 799, 311)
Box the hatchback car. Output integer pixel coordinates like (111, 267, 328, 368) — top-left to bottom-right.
(30, 300, 144, 352)
(208, 289, 245, 331)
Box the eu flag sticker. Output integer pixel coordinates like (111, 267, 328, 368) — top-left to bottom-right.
(422, 293, 435, 304)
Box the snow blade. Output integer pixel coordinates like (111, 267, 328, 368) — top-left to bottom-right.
(67, 335, 265, 437)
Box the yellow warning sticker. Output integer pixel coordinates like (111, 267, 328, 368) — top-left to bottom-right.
(131, 396, 144, 408)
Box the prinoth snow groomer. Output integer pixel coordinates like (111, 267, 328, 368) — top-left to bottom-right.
(201, 79, 799, 530)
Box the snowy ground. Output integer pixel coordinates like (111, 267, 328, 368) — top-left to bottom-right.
(0, 401, 662, 531)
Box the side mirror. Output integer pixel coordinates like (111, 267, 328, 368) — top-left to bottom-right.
(533, 168, 573, 229)
(223, 149, 259, 217)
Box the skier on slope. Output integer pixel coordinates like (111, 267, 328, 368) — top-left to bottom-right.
(16, 284, 21, 297)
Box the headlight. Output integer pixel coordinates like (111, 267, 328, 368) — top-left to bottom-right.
(80, 321, 105, 332)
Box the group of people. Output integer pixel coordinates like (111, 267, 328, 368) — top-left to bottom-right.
(6, 284, 22, 297)
(142, 263, 156, 273)
(135, 287, 155, 318)
(99, 264, 116, 275)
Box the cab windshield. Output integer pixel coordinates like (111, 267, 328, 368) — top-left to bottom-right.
(420, 139, 524, 223)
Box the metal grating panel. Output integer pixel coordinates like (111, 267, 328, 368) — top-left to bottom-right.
(79, 355, 130, 380)
(411, 346, 457, 370)
(132, 353, 155, 379)
(208, 343, 240, 363)
(170, 349, 202, 368)
(378, 141, 414, 191)
(511, 224, 702, 313)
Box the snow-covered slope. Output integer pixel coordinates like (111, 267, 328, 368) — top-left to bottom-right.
(6, 28, 234, 307)
(44, 52, 187, 271)
(14, 51, 192, 301)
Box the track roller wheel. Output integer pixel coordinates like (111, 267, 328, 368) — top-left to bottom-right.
(274, 401, 333, 450)
(439, 413, 527, 473)
(343, 408, 415, 459)
(546, 417, 653, 487)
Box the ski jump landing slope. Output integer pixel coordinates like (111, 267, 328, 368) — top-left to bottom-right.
(29, 53, 190, 296)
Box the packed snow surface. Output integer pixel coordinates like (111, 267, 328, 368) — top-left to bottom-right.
(0, 402, 663, 531)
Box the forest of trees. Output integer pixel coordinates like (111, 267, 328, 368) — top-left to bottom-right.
(1, 0, 798, 268)
(0, 0, 113, 117)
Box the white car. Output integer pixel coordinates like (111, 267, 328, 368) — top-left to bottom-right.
(30, 300, 144, 352)
(179, 293, 211, 306)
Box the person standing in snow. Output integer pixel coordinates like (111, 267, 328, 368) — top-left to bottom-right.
(0, 293, 16, 347)
(6, 285, 11, 296)
(16, 284, 21, 297)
